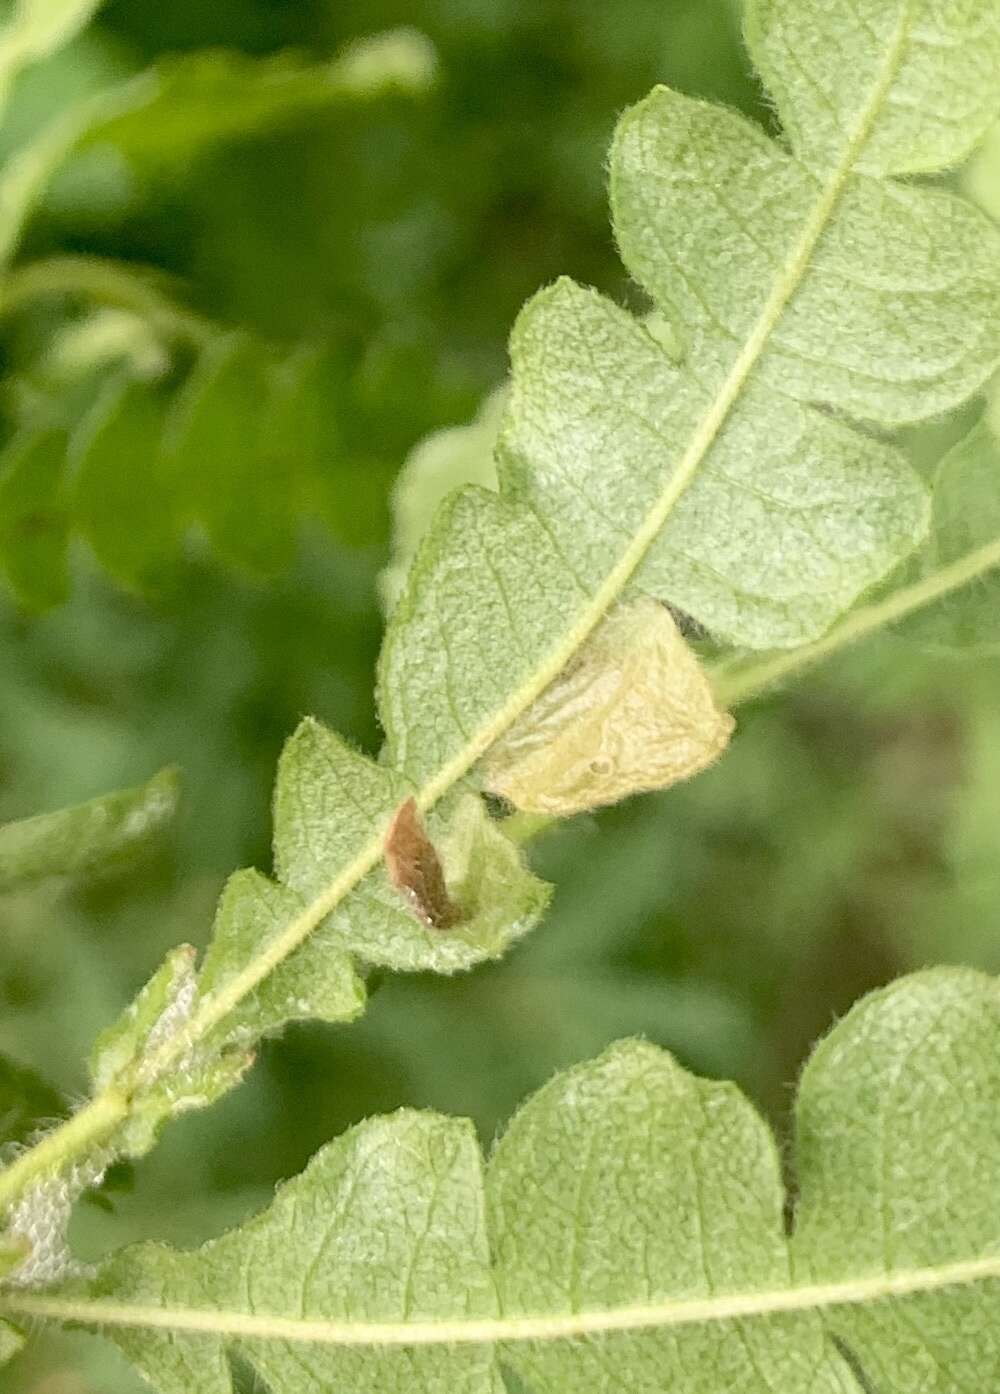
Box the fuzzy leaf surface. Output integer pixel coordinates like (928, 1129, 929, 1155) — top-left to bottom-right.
(612, 87, 1000, 424)
(4, 0, 998, 1217)
(10, 968, 999, 1392)
(745, 0, 1000, 176)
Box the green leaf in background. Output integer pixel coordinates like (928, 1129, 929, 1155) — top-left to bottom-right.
(0, 28, 438, 267)
(0, 1050, 64, 1150)
(0, 1315, 24, 1362)
(380, 386, 505, 612)
(69, 376, 178, 594)
(0, 329, 342, 606)
(6, 968, 997, 1391)
(0, 0, 102, 117)
(73, 32, 439, 172)
(161, 333, 299, 576)
(0, 766, 180, 891)
(895, 417, 1000, 654)
(0, 427, 68, 608)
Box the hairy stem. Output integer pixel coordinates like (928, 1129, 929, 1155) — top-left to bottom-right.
(0, 1092, 127, 1217)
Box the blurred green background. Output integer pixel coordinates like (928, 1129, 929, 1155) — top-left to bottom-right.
(1, 2, 997, 1388)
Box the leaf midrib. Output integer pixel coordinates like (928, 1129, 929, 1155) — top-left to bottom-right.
(6, 1250, 999, 1348)
(99, 8, 919, 1070)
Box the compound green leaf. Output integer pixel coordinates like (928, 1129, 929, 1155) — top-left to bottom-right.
(88, 1112, 500, 1394)
(9, 969, 999, 1392)
(612, 88, 1000, 423)
(3, 2, 999, 1260)
(0, 428, 69, 609)
(745, 0, 1000, 177)
(196, 869, 366, 1046)
(0, 767, 180, 892)
(86, 0, 998, 1069)
(379, 278, 927, 788)
(793, 970, 1000, 1391)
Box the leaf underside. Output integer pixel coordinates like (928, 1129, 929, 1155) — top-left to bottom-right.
(50, 0, 1000, 1141)
(4, 6, 1000, 1370)
(15, 968, 997, 1394)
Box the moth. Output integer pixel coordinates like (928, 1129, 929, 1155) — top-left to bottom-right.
(384, 797, 460, 929)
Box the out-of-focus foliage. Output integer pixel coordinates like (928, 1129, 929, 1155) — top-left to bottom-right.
(0, 2, 998, 1390)
(0, 764, 178, 890)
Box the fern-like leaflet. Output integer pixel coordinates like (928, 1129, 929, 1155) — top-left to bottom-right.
(2, 0, 1000, 1384)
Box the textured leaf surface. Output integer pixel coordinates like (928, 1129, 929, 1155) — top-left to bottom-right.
(268, 718, 549, 972)
(745, 0, 1000, 176)
(612, 87, 1000, 423)
(9, 0, 989, 1099)
(197, 870, 366, 1044)
(792, 972, 1000, 1392)
(0, 768, 180, 892)
(93, 1112, 499, 1394)
(10, 969, 999, 1392)
(3, 5, 999, 1289)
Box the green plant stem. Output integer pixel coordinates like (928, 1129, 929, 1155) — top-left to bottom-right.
(712, 539, 1000, 708)
(0, 1091, 127, 1217)
(0, 255, 216, 348)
